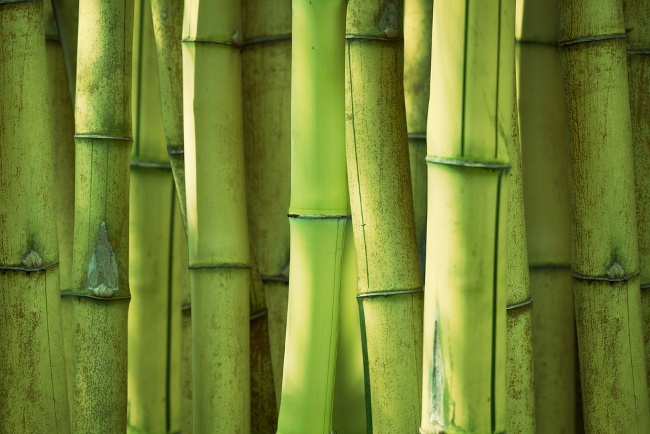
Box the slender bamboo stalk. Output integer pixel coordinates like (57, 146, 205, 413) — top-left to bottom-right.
(182, 0, 251, 430)
(505, 82, 535, 434)
(241, 0, 292, 407)
(71, 0, 133, 431)
(516, 0, 577, 431)
(624, 0, 650, 397)
(557, 0, 650, 431)
(43, 0, 76, 419)
(345, 0, 423, 431)
(276, 1, 349, 432)
(403, 0, 432, 276)
(51, 0, 78, 102)
(422, 0, 514, 432)
(127, 0, 177, 431)
(0, 1, 71, 432)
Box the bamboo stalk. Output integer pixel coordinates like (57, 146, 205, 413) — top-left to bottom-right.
(505, 82, 535, 434)
(557, 0, 650, 432)
(624, 0, 650, 397)
(71, 0, 133, 431)
(127, 0, 178, 431)
(345, 0, 423, 431)
(182, 0, 251, 430)
(241, 0, 292, 408)
(422, 0, 514, 432)
(404, 0, 432, 276)
(0, 1, 71, 432)
(51, 0, 78, 102)
(516, 0, 577, 431)
(276, 1, 349, 432)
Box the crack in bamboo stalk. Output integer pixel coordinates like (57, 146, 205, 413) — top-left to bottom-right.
(425, 156, 511, 170)
(0, 260, 59, 272)
(130, 159, 172, 170)
(356, 287, 423, 298)
(506, 297, 533, 311)
(558, 33, 626, 46)
(242, 34, 291, 46)
(571, 270, 640, 282)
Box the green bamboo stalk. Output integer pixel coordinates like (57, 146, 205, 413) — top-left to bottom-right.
(557, 0, 650, 432)
(43, 0, 76, 419)
(332, 218, 367, 434)
(345, 0, 423, 431)
(421, 0, 514, 432)
(505, 82, 535, 434)
(182, 0, 251, 430)
(516, 0, 577, 431)
(0, 1, 71, 432)
(624, 0, 650, 397)
(403, 0, 432, 276)
(71, 0, 133, 431)
(276, 0, 349, 432)
(241, 0, 292, 408)
(127, 0, 177, 431)
(51, 0, 78, 102)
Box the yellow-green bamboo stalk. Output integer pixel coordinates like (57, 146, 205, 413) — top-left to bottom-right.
(276, 1, 349, 432)
(71, 0, 133, 431)
(422, 1, 514, 432)
(624, 0, 650, 396)
(404, 0, 432, 276)
(43, 0, 76, 419)
(182, 0, 251, 430)
(332, 218, 366, 433)
(557, 0, 650, 432)
(515, 0, 577, 431)
(505, 82, 535, 434)
(345, 0, 423, 431)
(51, 0, 78, 102)
(0, 1, 71, 432)
(241, 0, 292, 405)
(127, 0, 178, 431)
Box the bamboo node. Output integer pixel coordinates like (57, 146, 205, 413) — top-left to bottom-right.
(21, 249, 43, 269)
(231, 29, 243, 47)
(379, 0, 399, 39)
(606, 262, 625, 279)
(87, 222, 118, 298)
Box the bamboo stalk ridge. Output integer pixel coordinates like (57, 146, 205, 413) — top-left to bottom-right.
(422, 0, 514, 432)
(624, 0, 650, 397)
(0, 1, 71, 432)
(127, 0, 179, 431)
(505, 83, 535, 434)
(403, 0, 432, 277)
(557, 0, 650, 432)
(276, 0, 349, 432)
(345, 0, 424, 431)
(182, 0, 251, 430)
(515, 0, 577, 431)
(241, 0, 292, 408)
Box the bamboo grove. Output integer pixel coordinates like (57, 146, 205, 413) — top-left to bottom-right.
(3, 0, 650, 433)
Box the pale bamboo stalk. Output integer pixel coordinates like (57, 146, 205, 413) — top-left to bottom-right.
(241, 0, 292, 407)
(505, 82, 535, 434)
(71, 0, 133, 431)
(51, 0, 78, 102)
(404, 0, 432, 276)
(276, 0, 349, 432)
(43, 0, 75, 420)
(624, 0, 650, 397)
(345, 0, 423, 431)
(0, 1, 70, 432)
(515, 0, 577, 431)
(182, 0, 251, 430)
(127, 0, 177, 431)
(557, 0, 650, 432)
(422, 0, 514, 432)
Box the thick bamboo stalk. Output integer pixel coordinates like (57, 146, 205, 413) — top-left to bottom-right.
(345, 0, 424, 431)
(505, 83, 535, 434)
(624, 0, 650, 397)
(241, 0, 292, 407)
(403, 0, 432, 276)
(127, 0, 178, 431)
(182, 0, 251, 431)
(557, 0, 650, 432)
(0, 1, 71, 432)
(516, 0, 577, 431)
(51, 0, 78, 102)
(71, 0, 133, 431)
(422, 1, 514, 432)
(276, 1, 349, 432)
